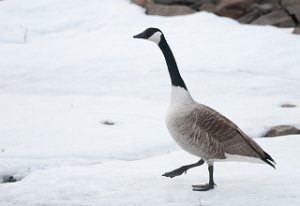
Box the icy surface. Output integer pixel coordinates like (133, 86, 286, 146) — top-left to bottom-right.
(0, 0, 300, 205)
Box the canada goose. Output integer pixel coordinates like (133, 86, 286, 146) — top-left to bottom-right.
(133, 28, 276, 191)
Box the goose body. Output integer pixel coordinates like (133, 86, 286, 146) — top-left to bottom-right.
(134, 28, 275, 191)
(166, 86, 267, 162)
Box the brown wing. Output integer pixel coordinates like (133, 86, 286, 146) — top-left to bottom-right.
(193, 104, 265, 159)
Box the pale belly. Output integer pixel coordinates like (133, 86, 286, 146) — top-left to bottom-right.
(165, 103, 231, 161)
(165, 106, 207, 158)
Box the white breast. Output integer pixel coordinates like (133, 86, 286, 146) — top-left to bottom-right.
(166, 86, 194, 125)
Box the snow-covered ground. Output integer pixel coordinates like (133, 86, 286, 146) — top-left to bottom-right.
(0, 0, 300, 205)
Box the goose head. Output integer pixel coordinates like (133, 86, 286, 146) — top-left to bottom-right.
(133, 27, 163, 44)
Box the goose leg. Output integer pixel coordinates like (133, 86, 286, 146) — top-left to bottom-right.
(192, 165, 216, 191)
(162, 159, 204, 178)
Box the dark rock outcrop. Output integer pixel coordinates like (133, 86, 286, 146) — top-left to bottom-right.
(131, 0, 300, 34)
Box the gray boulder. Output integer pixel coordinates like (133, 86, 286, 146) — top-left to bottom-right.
(215, 0, 254, 19)
(264, 125, 300, 137)
(281, 0, 300, 6)
(286, 4, 300, 23)
(154, 0, 202, 5)
(251, 10, 296, 27)
(281, 103, 296, 108)
(293, 27, 300, 35)
(146, 4, 196, 16)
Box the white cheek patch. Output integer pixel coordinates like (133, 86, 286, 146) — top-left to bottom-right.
(148, 31, 162, 44)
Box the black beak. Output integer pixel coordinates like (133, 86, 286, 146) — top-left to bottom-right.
(133, 32, 146, 39)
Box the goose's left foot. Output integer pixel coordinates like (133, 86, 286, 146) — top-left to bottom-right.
(162, 159, 204, 178)
(192, 164, 215, 191)
(192, 183, 216, 191)
(162, 166, 188, 178)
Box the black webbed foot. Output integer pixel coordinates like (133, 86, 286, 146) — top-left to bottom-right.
(162, 159, 204, 178)
(192, 183, 215, 191)
(192, 164, 216, 191)
(162, 166, 188, 178)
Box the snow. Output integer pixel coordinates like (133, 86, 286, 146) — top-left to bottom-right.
(0, 0, 300, 205)
(1, 137, 300, 206)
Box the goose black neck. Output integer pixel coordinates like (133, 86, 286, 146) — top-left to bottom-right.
(158, 35, 187, 90)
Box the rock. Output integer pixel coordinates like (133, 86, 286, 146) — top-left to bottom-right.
(101, 120, 115, 126)
(251, 3, 273, 13)
(215, 0, 254, 19)
(293, 27, 300, 34)
(257, 0, 281, 10)
(1, 176, 17, 183)
(239, 3, 273, 24)
(238, 10, 260, 23)
(198, 2, 216, 12)
(131, 0, 147, 7)
(281, 103, 296, 108)
(145, 3, 196, 16)
(281, 0, 300, 6)
(217, 8, 245, 18)
(264, 125, 300, 137)
(216, 0, 254, 11)
(251, 10, 296, 27)
(286, 4, 300, 23)
(132, 0, 300, 30)
(154, 0, 202, 5)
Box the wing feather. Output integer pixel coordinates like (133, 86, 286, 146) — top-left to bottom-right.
(193, 104, 265, 159)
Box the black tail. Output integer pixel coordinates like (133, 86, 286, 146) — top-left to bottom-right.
(261, 152, 276, 169)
